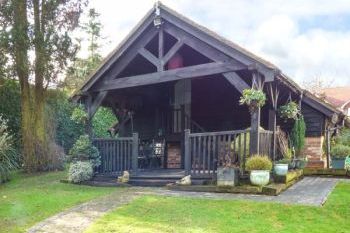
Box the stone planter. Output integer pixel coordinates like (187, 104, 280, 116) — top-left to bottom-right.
(274, 164, 288, 176)
(249, 170, 270, 186)
(217, 167, 239, 187)
(294, 159, 307, 169)
(331, 157, 346, 169)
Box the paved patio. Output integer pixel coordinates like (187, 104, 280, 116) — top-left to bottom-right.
(145, 177, 349, 206)
(28, 177, 349, 233)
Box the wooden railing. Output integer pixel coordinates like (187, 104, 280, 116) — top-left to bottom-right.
(93, 133, 138, 175)
(184, 129, 250, 178)
(184, 129, 274, 178)
(259, 130, 273, 158)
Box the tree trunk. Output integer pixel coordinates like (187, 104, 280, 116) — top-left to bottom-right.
(13, 0, 37, 172)
(33, 0, 49, 170)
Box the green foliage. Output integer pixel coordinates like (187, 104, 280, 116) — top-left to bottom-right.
(93, 108, 117, 138)
(278, 101, 300, 120)
(334, 128, 350, 146)
(69, 134, 100, 168)
(0, 79, 21, 150)
(46, 90, 85, 153)
(246, 155, 272, 171)
(68, 161, 93, 183)
(345, 156, 350, 171)
(290, 116, 306, 157)
(63, 8, 104, 93)
(71, 105, 88, 124)
(330, 144, 350, 159)
(0, 116, 18, 183)
(239, 89, 266, 112)
(276, 158, 292, 164)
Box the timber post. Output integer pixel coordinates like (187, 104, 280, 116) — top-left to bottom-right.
(131, 132, 139, 173)
(184, 129, 191, 175)
(250, 107, 261, 155)
(326, 129, 331, 169)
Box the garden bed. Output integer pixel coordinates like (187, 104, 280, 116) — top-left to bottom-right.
(167, 170, 304, 196)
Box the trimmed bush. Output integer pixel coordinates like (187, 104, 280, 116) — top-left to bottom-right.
(68, 135, 100, 168)
(68, 161, 93, 183)
(331, 144, 350, 159)
(246, 155, 273, 171)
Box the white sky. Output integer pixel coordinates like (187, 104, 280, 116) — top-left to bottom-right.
(81, 0, 350, 87)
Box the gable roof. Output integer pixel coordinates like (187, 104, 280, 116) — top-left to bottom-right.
(322, 87, 350, 109)
(72, 2, 343, 119)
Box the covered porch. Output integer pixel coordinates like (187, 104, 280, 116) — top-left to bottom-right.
(74, 4, 342, 183)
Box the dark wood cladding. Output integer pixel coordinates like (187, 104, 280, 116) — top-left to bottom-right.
(302, 103, 325, 137)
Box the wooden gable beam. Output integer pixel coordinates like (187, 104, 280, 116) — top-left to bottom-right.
(82, 11, 155, 92)
(90, 28, 158, 90)
(94, 62, 242, 91)
(138, 47, 159, 68)
(222, 72, 250, 94)
(163, 23, 237, 64)
(162, 40, 184, 64)
(160, 9, 276, 80)
(87, 91, 108, 119)
(158, 28, 164, 71)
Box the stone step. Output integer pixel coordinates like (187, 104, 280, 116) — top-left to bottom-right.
(306, 160, 325, 169)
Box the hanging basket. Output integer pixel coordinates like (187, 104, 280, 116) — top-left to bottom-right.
(239, 89, 266, 114)
(278, 101, 300, 120)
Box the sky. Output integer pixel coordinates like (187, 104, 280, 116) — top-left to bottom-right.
(83, 0, 350, 87)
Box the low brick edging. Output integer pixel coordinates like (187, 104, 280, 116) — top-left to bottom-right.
(303, 168, 350, 177)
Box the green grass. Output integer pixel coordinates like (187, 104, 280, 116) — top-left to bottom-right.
(0, 171, 115, 232)
(86, 182, 350, 233)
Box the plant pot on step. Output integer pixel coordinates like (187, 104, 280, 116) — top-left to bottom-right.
(294, 158, 307, 169)
(274, 164, 288, 176)
(217, 167, 239, 187)
(331, 157, 346, 169)
(250, 170, 270, 186)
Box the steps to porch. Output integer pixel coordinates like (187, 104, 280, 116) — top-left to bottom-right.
(92, 169, 211, 187)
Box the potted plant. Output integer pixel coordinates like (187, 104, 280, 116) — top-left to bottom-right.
(217, 149, 239, 187)
(239, 88, 266, 113)
(274, 159, 290, 176)
(246, 155, 272, 186)
(278, 101, 300, 121)
(331, 144, 350, 169)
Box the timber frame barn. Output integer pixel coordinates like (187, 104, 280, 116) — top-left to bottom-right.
(73, 2, 345, 182)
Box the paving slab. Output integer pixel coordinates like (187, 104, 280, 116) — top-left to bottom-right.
(138, 177, 349, 206)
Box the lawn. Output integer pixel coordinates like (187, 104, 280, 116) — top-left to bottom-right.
(86, 182, 350, 233)
(0, 171, 116, 233)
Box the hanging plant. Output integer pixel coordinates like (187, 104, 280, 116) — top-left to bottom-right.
(239, 88, 266, 113)
(278, 101, 300, 120)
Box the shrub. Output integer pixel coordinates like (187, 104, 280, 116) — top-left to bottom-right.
(68, 161, 93, 183)
(290, 116, 306, 157)
(246, 155, 272, 171)
(334, 128, 350, 146)
(68, 134, 100, 168)
(331, 144, 350, 159)
(0, 116, 18, 183)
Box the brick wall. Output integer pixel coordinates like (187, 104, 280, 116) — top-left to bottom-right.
(302, 136, 324, 160)
(167, 143, 182, 168)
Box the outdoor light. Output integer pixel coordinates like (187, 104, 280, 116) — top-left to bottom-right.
(153, 1, 162, 27)
(153, 16, 162, 27)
